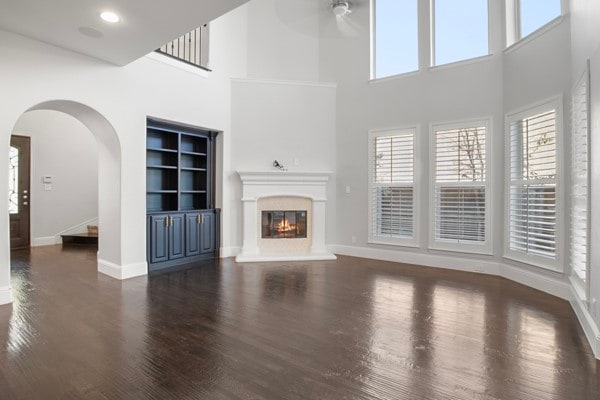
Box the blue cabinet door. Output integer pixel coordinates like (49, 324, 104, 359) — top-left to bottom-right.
(169, 213, 185, 260)
(200, 211, 215, 255)
(185, 213, 201, 257)
(149, 215, 169, 264)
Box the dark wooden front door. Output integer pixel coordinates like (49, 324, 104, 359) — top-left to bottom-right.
(9, 135, 31, 249)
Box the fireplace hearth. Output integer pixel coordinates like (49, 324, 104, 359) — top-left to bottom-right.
(262, 210, 307, 239)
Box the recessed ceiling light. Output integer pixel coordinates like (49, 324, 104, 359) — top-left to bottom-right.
(100, 11, 120, 23)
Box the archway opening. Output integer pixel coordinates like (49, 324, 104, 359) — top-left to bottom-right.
(4, 100, 123, 303)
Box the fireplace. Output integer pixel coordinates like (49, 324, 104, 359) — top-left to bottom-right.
(262, 210, 307, 239)
(236, 171, 336, 262)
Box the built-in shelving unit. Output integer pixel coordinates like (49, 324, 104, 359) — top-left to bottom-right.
(146, 118, 220, 272)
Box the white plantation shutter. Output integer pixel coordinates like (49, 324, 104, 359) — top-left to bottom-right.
(369, 129, 416, 244)
(432, 124, 488, 248)
(571, 68, 590, 286)
(508, 103, 559, 264)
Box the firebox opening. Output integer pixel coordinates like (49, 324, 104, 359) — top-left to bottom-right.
(262, 210, 307, 239)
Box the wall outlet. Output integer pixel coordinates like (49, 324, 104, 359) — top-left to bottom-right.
(294, 157, 300, 166)
(345, 185, 351, 194)
(351, 235, 357, 243)
(44, 184, 52, 191)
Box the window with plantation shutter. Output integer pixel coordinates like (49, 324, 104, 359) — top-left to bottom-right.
(430, 120, 490, 253)
(506, 98, 562, 270)
(368, 129, 417, 246)
(571, 67, 590, 293)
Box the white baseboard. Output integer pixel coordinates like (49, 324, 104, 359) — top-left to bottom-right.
(220, 246, 241, 258)
(235, 252, 337, 263)
(98, 258, 147, 280)
(331, 245, 570, 301)
(0, 285, 13, 305)
(500, 263, 570, 300)
(570, 287, 600, 359)
(331, 244, 501, 276)
(32, 236, 62, 247)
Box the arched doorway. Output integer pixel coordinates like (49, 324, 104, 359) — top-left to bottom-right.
(1, 100, 129, 305)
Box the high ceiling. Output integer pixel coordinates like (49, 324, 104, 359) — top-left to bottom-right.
(0, 0, 249, 65)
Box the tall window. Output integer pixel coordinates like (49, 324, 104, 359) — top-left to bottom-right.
(431, 120, 490, 253)
(571, 66, 590, 295)
(506, 0, 562, 46)
(519, 0, 561, 38)
(368, 129, 417, 246)
(506, 98, 562, 270)
(432, 0, 489, 66)
(372, 0, 419, 79)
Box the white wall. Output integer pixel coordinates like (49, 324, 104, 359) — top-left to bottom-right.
(229, 79, 337, 251)
(12, 110, 98, 245)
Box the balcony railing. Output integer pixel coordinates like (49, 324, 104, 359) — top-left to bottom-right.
(156, 25, 210, 70)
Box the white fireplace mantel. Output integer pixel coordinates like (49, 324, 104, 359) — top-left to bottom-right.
(236, 171, 337, 262)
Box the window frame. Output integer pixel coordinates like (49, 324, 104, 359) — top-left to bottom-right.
(430, 0, 492, 67)
(428, 117, 493, 254)
(505, 0, 564, 48)
(368, 126, 420, 248)
(370, 0, 420, 80)
(570, 64, 591, 300)
(504, 96, 564, 272)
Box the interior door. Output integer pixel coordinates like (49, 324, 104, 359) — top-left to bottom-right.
(9, 135, 31, 249)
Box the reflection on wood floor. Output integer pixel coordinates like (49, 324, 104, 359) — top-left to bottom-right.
(0, 245, 598, 399)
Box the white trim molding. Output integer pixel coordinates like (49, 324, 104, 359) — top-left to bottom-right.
(570, 286, 600, 358)
(236, 171, 336, 263)
(98, 259, 148, 280)
(32, 236, 62, 247)
(0, 285, 13, 305)
(331, 244, 571, 301)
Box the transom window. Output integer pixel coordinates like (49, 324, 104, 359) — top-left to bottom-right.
(372, 0, 419, 79)
(432, 0, 489, 66)
(506, 0, 562, 46)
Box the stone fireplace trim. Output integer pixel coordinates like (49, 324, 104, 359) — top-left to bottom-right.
(236, 171, 337, 262)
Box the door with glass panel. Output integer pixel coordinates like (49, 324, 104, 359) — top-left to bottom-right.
(9, 135, 30, 249)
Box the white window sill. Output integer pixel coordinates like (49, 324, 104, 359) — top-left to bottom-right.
(368, 239, 420, 249)
(429, 241, 492, 256)
(369, 69, 420, 84)
(429, 54, 494, 72)
(504, 15, 565, 55)
(502, 252, 563, 273)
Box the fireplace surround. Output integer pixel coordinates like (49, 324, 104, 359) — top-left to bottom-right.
(236, 171, 336, 262)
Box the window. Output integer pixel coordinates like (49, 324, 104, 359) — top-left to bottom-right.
(430, 120, 490, 253)
(372, 0, 419, 79)
(571, 66, 590, 295)
(368, 128, 417, 246)
(519, 0, 561, 38)
(506, 98, 562, 270)
(506, 0, 562, 46)
(432, 0, 489, 66)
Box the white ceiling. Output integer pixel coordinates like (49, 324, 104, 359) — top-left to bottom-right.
(0, 0, 249, 65)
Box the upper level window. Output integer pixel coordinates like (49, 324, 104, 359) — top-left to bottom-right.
(430, 119, 491, 253)
(372, 0, 418, 79)
(519, 0, 561, 38)
(432, 0, 489, 66)
(506, 97, 562, 271)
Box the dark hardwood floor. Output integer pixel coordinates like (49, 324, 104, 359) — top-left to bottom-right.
(0, 245, 598, 399)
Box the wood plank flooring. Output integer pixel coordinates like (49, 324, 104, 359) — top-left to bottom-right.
(0, 245, 598, 399)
